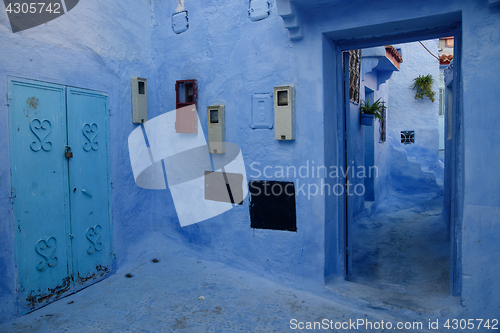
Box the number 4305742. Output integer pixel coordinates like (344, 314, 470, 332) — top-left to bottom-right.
(444, 319, 498, 330)
(5, 3, 61, 14)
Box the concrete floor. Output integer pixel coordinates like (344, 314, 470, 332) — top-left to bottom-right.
(346, 189, 459, 315)
(0, 189, 463, 332)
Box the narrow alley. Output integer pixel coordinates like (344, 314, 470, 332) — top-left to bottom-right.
(0, 189, 462, 332)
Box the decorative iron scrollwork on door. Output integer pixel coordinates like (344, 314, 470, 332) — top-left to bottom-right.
(35, 237, 58, 271)
(30, 119, 52, 152)
(86, 225, 103, 255)
(82, 123, 99, 152)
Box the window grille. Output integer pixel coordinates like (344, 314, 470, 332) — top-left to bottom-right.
(439, 88, 445, 116)
(349, 50, 361, 103)
(401, 131, 415, 144)
(379, 108, 386, 142)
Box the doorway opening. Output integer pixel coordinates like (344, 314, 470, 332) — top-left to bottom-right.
(323, 13, 463, 311)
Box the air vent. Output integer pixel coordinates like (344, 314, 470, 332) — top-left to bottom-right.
(249, 181, 297, 232)
(401, 131, 415, 144)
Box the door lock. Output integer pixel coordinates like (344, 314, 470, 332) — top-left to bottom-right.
(65, 146, 73, 159)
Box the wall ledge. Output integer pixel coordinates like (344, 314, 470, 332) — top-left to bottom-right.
(276, 0, 303, 41)
(361, 47, 401, 89)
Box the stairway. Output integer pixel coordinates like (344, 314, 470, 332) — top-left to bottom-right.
(389, 140, 444, 193)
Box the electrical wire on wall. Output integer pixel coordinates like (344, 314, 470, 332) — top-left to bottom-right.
(419, 41, 439, 61)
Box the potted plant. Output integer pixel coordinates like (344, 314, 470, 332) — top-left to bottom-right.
(410, 74, 435, 102)
(359, 98, 385, 126)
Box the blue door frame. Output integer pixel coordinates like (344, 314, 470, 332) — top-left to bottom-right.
(325, 17, 463, 296)
(8, 78, 112, 313)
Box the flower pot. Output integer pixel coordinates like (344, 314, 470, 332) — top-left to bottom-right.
(360, 113, 374, 126)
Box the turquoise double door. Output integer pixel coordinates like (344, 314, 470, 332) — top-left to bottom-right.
(8, 78, 112, 313)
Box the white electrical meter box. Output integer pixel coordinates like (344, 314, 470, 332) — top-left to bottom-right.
(207, 105, 225, 154)
(131, 77, 148, 124)
(274, 85, 294, 140)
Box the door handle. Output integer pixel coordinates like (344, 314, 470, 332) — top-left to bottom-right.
(81, 189, 93, 197)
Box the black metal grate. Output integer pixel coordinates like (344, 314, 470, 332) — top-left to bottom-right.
(249, 181, 297, 232)
(401, 131, 415, 144)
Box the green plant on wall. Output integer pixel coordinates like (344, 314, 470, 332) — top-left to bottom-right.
(411, 74, 435, 102)
(360, 98, 386, 122)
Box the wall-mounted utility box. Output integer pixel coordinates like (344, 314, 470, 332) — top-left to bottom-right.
(172, 11, 189, 34)
(274, 85, 294, 140)
(249, 0, 270, 21)
(251, 93, 273, 129)
(207, 105, 225, 154)
(176, 79, 197, 110)
(131, 77, 148, 124)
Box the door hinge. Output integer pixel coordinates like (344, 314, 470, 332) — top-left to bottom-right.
(6, 92, 11, 106)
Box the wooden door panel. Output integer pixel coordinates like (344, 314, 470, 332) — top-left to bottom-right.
(66, 87, 112, 289)
(9, 79, 72, 312)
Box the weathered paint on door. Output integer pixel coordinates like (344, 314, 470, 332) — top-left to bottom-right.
(9, 79, 72, 311)
(8, 78, 112, 313)
(66, 87, 112, 288)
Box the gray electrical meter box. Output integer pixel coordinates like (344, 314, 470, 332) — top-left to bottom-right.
(274, 85, 295, 140)
(131, 77, 148, 124)
(207, 105, 225, 154)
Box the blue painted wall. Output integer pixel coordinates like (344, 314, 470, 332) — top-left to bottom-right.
(295, 0, 500, 318)
(348, 69, 391, 212)
(388, 40, 442, 179)
(148, 0, 326, 286)
(359, 50, 393, 204)
(0, 0, 329, 320)
(0, 0, 157, 320)
(0, 0, 499, 321)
